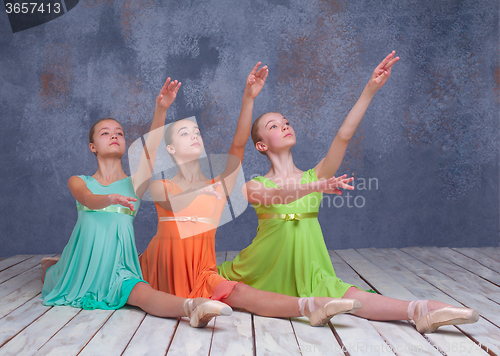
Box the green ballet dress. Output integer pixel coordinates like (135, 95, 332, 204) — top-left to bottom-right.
(218, 168, 359, 298)
(42, 175, 146, 310)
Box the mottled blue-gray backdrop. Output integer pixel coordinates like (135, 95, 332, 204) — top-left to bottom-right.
(0, 0, 499, 257)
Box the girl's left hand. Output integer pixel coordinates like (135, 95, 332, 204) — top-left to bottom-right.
(196, 182, 222, 200)
(108, 194, 138, 211)
(156, 77, 182, 110)
(366, 51, 399, 93)
(320, 175, 355, 195)
(244, 62, 269, 99)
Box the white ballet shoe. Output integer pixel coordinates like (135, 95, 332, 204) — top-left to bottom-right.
(408, 300, 479, 333)
(302, 298, 362, 327)
(183, 298, 232, 328)
(415, 306, 479, 333)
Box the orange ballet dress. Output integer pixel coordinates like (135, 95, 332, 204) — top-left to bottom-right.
(139, 179, 238, 300)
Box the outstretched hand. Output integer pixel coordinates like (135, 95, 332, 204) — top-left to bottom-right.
(195, 182, 222, 200)
(156, 77, 182, 110)
(317, 175, 354, 195)
(366, 51, 399, 93)
(108, 194, 138, 211)
(244, 62, 269, 99)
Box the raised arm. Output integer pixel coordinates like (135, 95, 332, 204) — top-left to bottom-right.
(68, 176, 137, 211)
(228, 62, 268, 162)
(131, 78, 181, 199)
(315, 51, 399, 180)
(242, 175, 354, 206)
(214, 62, 269, 196)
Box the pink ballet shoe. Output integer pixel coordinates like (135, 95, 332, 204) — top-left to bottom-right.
(307, 298, 362, 327)
(183, 298, 232, 328)
(415, 306, 479, 333)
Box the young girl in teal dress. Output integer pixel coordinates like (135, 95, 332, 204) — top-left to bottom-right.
(41, 78, 232, 328)
(218, 51, 480, 333)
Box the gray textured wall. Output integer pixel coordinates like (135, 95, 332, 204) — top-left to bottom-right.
(0, 0, 498, 257)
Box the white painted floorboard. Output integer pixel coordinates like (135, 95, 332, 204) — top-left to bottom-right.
(0, 248, 498, 355)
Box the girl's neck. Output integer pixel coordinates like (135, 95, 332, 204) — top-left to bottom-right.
(266, 149, 301, 178)
(93, 157, 127, 184)
(173, 159, 207, 184)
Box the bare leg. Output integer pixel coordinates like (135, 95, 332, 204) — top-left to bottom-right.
(343, 287, 451, 321)
(127, 282, 186, 317)
(222, 284, 301, 317)
(127, 282, 231, 327)
(221, 283, 344, 318)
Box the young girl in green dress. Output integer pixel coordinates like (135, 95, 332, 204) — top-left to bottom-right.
(41, 78, 232, 328)
(218, 51, 479, 333)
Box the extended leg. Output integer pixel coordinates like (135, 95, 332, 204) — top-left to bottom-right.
(342, 287, 478, 333)
(221, 284, 360, 326)
(221, 283, 301, 317)
(127, 282, 186, 317)
(127, 282, 232, 327)
(342, 287, 448, 321)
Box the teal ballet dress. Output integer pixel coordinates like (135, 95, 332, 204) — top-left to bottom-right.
(42, 175, 147, 310)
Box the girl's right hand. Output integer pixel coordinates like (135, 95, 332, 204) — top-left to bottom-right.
(195, 182, 222, 200)
(365, 51, 399, 93)
(316, 175, 354, 195)
(156, 77, 182, 110)
(108, 194, 138, 211)
(243, 62, 269, 99)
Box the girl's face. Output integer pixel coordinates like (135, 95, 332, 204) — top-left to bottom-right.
(167, 119, 204, 160)
(257, 113, 296, 154)
(90, 120, 126, 158)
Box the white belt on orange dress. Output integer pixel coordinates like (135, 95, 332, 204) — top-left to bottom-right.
(158, 215, 218, 225)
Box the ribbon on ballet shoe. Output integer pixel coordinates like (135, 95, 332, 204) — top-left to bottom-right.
(407, 300, 417, 321)
(407, 300, 429, 322)
(183, 299, 195, 319)
(297, 297, 316, 317)
(298, 298, 307, 316)
(308, 298, 315, 316)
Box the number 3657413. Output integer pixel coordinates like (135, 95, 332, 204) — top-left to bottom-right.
(5, 3, 61, 14)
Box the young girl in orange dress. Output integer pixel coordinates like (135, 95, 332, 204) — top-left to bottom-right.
(139, 63, 364, 326)
(41, 77, 233, 328)
(218, 52, 479, 333)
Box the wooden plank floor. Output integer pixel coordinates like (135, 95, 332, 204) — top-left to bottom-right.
(0, 248, 499, 355)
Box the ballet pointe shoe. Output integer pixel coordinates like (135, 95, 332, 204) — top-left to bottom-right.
(183, 298, 232, 328)
(408, 300, 479, 333)
(415, 306, 479, 333)
(306, 298, 362, 327)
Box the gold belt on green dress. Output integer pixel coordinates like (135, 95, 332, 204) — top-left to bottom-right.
(257, 213, 318, 221)
(159, 216, 218, 225)
(77, 204, 137, 217)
